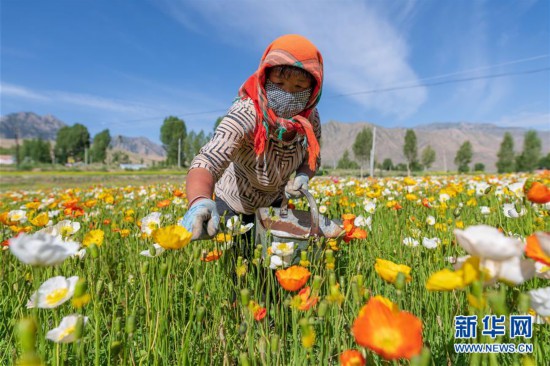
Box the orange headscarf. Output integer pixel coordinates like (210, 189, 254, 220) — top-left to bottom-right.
(238, 34, 324, 171)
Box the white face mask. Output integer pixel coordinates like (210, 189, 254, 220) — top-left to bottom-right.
(265, 80, 312, 118)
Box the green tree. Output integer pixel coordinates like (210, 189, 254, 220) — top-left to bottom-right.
(352, 127, 373, 177)
(160, 116, 187, 166)
(90, 129, 111, 164)
(54, 124, 90, 163)
(454, 141, 473, 173)
(538, 153, 550, 169)
(403, 129, 418, 176)
(381, 158, 394, 171)
(474, 163, 485, 172)
(516, 130, 542, 172)
(421, 145, 436, 171)
(495, 132, 515, 173)
(19, 139, 51, 163)
(337, 149, 359, 169)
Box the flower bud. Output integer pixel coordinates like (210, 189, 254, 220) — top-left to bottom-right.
(196, 306, 206, 323)
(160, 263, 168, 277)
(95, 280, 103, 297)
(89, 243, 99, 258)
(74, 278, 87, 298)
(125, 315, 136, 335)
(240, 289, 250, 307)
(328, 272, 337, 287)
(317, 300, 329, 318)
(140, 262, 149, 274)
(148, 244, 156, 257)
(194, 279, 204, 293)
(239, 352, 250, 366)
(484, 185, 494, 195)
(113, 317, 122, 333)
(110, 341, 122, 357)
(395, 272, 407, 291)
(453, 207, 461, 218)
(270, 334, 280, 353)
(312, 275, 322, 292)
(74, 316, 85, 340)
(16, 318, 37, 353)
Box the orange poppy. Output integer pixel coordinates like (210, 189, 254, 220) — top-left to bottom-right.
(291, 286, 319, 311)
(339, 350, 365, 366)
(421, 198, 431, 208)
(525, 233, 550, 266)
(352, 298, 422, 360)
(173, 189, 184, 197)
(344, 227, 367, 243)
(524, 181, 550, 204)
(201, 249, 223, 262)
(276, 266, 311, 292)
(157, 199, 171, 208)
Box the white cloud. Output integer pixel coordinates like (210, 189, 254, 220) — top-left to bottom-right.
(1, 82, 50, 101)
(159, 0, 427, 119)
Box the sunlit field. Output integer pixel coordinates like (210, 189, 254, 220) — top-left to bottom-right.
(1, 172, 549, 365)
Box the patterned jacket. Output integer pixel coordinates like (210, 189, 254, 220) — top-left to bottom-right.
(189, 98, 321, 214)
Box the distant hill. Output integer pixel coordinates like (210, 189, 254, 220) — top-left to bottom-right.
(0, 112, 166, 162)
(0, 112, 66, 140)
(321, 121, 550, 172)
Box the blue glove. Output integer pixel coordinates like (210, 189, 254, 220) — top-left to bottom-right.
(285, 173, 309, 198)
(179, 199, 220, 240)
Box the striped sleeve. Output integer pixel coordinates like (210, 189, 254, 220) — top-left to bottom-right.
(299, 108, 322, 172)
(189, 101, 254, 181)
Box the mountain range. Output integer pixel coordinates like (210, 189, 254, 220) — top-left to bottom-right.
(1, 112, 549, 172)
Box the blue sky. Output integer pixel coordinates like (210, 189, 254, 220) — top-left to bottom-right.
(1, 0, 549, 144)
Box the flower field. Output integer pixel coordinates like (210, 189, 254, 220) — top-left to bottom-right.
(1, 172, 549, 365)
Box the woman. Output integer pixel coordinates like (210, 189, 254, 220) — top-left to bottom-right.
(181, 34, 324, 240)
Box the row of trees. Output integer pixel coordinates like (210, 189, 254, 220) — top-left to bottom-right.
(13, 116, 213, 167)
(337, 127, 548, 174)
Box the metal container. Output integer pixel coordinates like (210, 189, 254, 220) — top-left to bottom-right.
(254, 188, 344, 265)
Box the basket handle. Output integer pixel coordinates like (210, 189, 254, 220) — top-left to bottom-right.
(280, 188, 320, 237)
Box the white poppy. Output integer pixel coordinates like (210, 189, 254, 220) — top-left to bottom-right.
(479, 206, 491, 215)
(27, 276, 78, 308)
(484, 257, 536, 285)
(422, 237, 440, 249)
(364, 201, 376, 214)
(319, 205, 327, 214)
(8, 209, 27, 223)
(140, 243, 165, 257)
(426, 216, 436, 226)
(528, 287, 550, 317)
(439, 193, 451, 202)
(403, 237, 419, 247)
(535, 262, 550, 280)
(46, 315, 88, 343)
(271, 242, 295, 257)
(502, 203, 526, 218)
(140, 212, 162, 236)
(354, 215, 369, 227)
(454, 225, 524, 261)
(9, 232, 80, 266)
(75, 249, 87, 260)
(40, 220, 81, 237)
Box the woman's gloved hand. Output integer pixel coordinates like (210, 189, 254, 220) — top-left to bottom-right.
(179, 199, 220, 240)
(285, 173, 309, 198)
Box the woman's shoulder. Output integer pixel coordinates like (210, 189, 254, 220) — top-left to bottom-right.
(223, 98, 257, 133)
